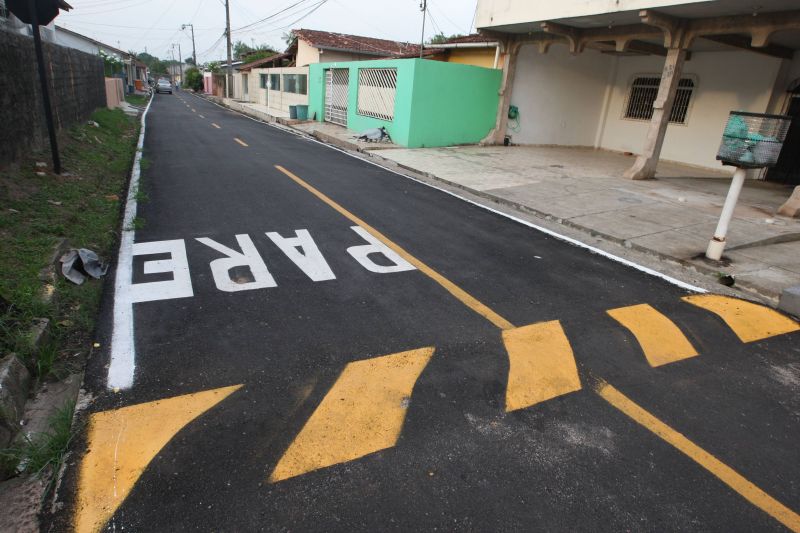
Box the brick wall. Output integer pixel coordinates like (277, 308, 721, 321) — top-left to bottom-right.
(0, 29, 105, 166)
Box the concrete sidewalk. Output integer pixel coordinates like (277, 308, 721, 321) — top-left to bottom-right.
(202, 95, 800, 308)
(291, 121, 800, 306)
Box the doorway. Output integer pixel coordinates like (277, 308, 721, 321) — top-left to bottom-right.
(768, 93, 800, 185)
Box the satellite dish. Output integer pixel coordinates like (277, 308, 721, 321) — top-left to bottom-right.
(6, 0, 72, 26)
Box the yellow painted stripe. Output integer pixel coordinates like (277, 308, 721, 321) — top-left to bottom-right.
(75, 385, 242, 533)
(234, 137, 248, 147)
(596, 382, 800, 532)
(502, 320, 581, 411)
(607, 303, 698, 367)
(269, 347, 434, 483)
(683, 294, 799, 343)
(211, 123, 221, 129)
(274, 165, 515, 330)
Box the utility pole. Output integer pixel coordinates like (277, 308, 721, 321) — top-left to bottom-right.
(419, 0, 427, 59)
(182, 24, 197, 66)
(170, 45, 176, 83)
(225, 0, 233, 98)
(178, 42, 183, 83)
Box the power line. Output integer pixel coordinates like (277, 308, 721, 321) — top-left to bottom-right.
(232, 0, 314, 32)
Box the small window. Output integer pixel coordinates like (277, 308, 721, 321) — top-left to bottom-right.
(269, 74, 280, 91)
(282, 74, 308, 95)
(624, 76, 695, 124)
(259, 74, 267, 89)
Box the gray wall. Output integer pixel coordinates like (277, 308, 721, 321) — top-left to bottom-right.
(0, 29, 105, 166)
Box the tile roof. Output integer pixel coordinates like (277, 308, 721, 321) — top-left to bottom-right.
(292, 29, 420, 57)
(444, 34, 497, 44)
(237, 52, 293, 71)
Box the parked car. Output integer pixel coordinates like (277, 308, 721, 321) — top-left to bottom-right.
(156, 79, 172, 94)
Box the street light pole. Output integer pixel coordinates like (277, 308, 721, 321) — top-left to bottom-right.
(178, 42, 182, 83)
(419, 0, 427, 59)
(26, 0, 60, 173)
(182, 23, 197, 67)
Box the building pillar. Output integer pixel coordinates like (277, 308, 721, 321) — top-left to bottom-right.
(482, 39, 520, 145)
(623, 47, 687, 179)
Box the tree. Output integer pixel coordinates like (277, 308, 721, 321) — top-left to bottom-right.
(427, 33, 465, 45)
(282, 31, 296, 46)
(233, 40, 278, 60)
(184, 67, 203, 91)
(184, 56, 196, 66)
(137, 52, 169, 77)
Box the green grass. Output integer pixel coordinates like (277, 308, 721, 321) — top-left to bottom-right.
(125, 93, 150, 107)
(0, 107, 139, 379)
(0, 400, 77, 482)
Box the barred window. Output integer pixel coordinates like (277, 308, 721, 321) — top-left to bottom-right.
(624, 76, 695, 124)
(357, 68, 398, 122)
(282, 74, 307, 95)
(259, 74, 267, 89)
(269, 74, 280, 91)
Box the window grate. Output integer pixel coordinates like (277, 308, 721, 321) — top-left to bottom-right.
(357, 68, 398, 122)
(624, 76, 695, 124)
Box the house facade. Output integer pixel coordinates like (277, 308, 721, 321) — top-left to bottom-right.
(475, 0, 800, 185)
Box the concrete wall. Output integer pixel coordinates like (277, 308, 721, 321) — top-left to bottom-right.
(446, 48, 503, 69)
(599, 50, 782, 169)
(509, 44, 784, 171)
(296, 39, 387, 67)
(0, 30, 105, 166)
(510, 45, 615, 146)
(309, 59, 501, 148)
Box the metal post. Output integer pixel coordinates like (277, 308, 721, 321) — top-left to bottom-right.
(706, 167, 747, 261)
(182, 24, 197, 67)
(419, 0, 427, 59)
(27, 0, 61, 174)
(178, 42, 182, 85)
(225, 0, 233, 98)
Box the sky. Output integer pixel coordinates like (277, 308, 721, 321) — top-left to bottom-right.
(56, 0, 479, 63)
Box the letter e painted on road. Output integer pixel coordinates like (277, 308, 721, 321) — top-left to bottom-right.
(346, 226, 416, 274)
(197, 234, 277, 292)
(129, 239, 194, 303)
(266, 229, 336, 282)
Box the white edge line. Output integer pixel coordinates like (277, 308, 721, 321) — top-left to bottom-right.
(107, 95, 153, 390)
(193, 93, 707, 294)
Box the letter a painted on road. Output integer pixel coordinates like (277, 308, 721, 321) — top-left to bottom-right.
(266, 229, 336, 281)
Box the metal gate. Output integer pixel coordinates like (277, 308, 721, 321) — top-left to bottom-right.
(325, 69, 349, 126)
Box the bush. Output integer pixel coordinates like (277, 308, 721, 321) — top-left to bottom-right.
(184, 67, 203, 92)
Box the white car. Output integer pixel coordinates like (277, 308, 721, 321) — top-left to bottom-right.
(155, 79, 172, 94)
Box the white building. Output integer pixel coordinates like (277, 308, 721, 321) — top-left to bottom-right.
(476, 0, 800, 185)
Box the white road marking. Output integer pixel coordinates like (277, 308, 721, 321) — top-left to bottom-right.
(196, 234, 276, 292)
(195, 90, 705, 294)
(129, 240, 194, 302)
(266, 229, 336, 281)
(346, 226, 416, 274)
(108, 95, 152, 390)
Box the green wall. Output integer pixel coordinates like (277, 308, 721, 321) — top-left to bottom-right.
(309, 59, 501, 148)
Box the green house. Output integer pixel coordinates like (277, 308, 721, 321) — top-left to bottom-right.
(307, 58, 502, 148)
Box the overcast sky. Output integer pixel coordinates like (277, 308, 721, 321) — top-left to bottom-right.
(57, 0, 478, 62)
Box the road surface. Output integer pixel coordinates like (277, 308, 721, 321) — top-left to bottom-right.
(56, 92, 800, 532)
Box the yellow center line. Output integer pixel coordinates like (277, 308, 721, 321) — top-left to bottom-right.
(273, 164, 800, 530)
(191, 108, 196, 113)
(211, 123, 221, 129)
(199, 114, 205, 119)
(234, 137, 248, 147)
(274, 165, 514, 330)
(597, 382, 800, 532)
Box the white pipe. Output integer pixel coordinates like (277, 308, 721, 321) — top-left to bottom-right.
(425, 42, 499, 49)
(706, 167, 746, 261)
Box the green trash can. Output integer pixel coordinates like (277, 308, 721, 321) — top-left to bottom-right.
(296, 105, 309, 120)
(288, 105, 297, 119)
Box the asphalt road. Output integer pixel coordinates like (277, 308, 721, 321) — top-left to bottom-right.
(56, 91, 800, 532)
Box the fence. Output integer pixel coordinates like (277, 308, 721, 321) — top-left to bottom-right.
(0, 29, 105, 166)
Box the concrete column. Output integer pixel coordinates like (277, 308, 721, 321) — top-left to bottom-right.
(778, 186, 800, 218)
(482, 40, 520, 145)
(623, 47, 687, 180)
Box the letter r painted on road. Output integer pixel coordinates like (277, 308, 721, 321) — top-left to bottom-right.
(129, 240, 194, 303)
(197, 234, 277, 292)
(346, 226, 416, 274)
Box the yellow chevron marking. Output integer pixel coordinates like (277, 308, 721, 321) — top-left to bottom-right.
(502, 320, 581, 412)
(607, 303, 698, 367)
(683, 294, 799, 343)
(269, 347, 434, 483)
(75, 385, 241, 533)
